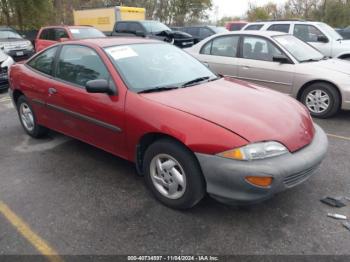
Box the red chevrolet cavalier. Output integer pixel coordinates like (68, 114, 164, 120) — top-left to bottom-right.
(9, 38, 328, 209)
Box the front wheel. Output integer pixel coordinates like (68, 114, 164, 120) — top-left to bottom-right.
(300, 83, 340, 118)
(16, 95, 49, 138)
(143, 139, 205, 209)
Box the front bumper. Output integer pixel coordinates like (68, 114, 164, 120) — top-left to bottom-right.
(195, 124, 328, 205)
(6, 49, 34, 61)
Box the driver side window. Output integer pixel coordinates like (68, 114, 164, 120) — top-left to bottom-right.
(294, 24, 326, 42)
(56, 45, 110, 87)
(242, 36, 283, 62)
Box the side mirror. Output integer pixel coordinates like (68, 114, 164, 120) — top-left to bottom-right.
(273, 55, 291, 64)
(135, 30, 146, 37)
(58, 37, 69, 42)
(317, 35, 329, 43)
(22, 34, 26, 38)
(86, 79, 116, 95)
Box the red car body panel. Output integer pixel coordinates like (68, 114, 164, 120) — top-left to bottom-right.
(35, 26, 92, 52)
(143, 77, 314, 153)
(9, 38, 314, 165)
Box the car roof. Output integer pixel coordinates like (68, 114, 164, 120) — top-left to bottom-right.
(40, 25, 94, 29)
(246, 20, 321, 25)
(64, 37, 161, 47)
(222, 30, 288, 37)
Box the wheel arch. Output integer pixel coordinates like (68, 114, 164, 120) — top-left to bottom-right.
(135, 132, 203, 177)
(337, 52, 350, 59)
(12, 89, 25, 105)
(297, 80, 342, 106)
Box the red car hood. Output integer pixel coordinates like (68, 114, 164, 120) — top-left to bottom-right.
(142, 78, 314, 152)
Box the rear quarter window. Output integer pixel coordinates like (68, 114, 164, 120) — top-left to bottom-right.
(244, 24, 264, 30)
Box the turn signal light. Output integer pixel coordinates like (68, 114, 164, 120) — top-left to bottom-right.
(245, 176, 273, 187)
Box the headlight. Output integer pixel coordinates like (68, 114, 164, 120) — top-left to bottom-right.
(1, 56, 14, 68)
(217, 141, 288, 161)
(24, 41, 33, 50)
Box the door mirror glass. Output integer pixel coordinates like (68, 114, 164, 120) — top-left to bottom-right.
(86, 79, 116, 95)
(317, 35, 329, 43)
(273, 55, 291, 64)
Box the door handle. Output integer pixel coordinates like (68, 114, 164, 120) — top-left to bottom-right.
(242, 66, 250, 70)
(48, 87, 57, 95)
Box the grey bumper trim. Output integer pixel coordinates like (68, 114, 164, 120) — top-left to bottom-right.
(195, 124, 328, 204)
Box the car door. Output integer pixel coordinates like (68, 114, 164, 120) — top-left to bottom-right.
(46, 44, 126, 156)
(24, 46, 59, 126)
(237, 35, 294, 94)
(198, 35, 240, 77)
(292, 24, 332, 57)
(36, 28, 56, 52)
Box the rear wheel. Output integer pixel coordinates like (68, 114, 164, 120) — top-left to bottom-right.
(143, 139, 205, 209)
(17, 95, 49, 138)
(300, 82, 340, 118)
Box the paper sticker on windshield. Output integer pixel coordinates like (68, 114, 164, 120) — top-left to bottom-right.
(70, 29, 80, 34)
(106, 46, 138, 60)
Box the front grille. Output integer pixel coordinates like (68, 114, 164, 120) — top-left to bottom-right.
(283, 164, 320, 187)
(4, 42, 28, 51)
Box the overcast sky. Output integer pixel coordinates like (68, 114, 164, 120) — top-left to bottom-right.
(211, 0, 288, 19)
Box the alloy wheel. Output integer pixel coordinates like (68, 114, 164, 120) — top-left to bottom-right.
(149, 153, 186, 200)
(305, 89, 330, 114)
(20, 103, 35, 132)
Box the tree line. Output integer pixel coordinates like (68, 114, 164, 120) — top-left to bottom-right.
(217, 0, 350, 28)
(0, 0, 212, 30)
(246, 0, 350, 28)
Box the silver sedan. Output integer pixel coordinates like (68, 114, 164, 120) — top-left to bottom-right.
(187, 31, 350, 118)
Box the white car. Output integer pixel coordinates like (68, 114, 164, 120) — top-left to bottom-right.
(187, 30, 350, 118)
(242, 20, 350, 60)
(0, 49, 14, 92)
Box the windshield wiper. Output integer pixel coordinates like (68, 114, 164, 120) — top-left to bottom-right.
(138, 85, 179, 94)
(181, 76, 212, 87)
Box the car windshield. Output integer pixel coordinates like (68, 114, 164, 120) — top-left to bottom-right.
(105, 43, 217, 92)
(0, 30, 22, 39)
(317, 23, 343, 40)
(273, 34, 324, 62)
(69, 28, 105, 39)
(210, 26, 228, 33)
(142, 21, 171, 33)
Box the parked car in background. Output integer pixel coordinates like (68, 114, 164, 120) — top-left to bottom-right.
(187, 30, 350, 118)
(335, 26, 350, 40)
(225, 21, 248, 31)
(0, 26, 34, 61)
(0, 49, 14, 92)
(35, 25, 106, 52)
(8, 37, 327, 208)
(177, 25, 228, 44)
(242, 20, 350, 60)
(111, 20, 194, 48)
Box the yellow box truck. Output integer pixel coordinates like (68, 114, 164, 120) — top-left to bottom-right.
(73, 6, 146, 33)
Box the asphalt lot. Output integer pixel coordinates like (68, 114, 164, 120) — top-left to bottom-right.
(0, 90, 350, 256)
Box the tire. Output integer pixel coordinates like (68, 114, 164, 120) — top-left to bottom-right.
(16, 95, 49, 138)
(300, 82, 340, 118)
(143, 138, 205, 209)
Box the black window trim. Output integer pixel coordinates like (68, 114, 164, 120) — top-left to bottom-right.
(26, 43, 117, 93)
(238, 34, 294, 64)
